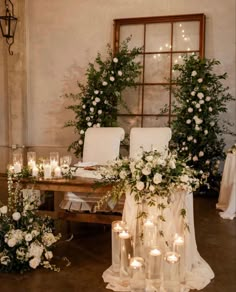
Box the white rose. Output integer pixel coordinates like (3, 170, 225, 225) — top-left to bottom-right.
(98, 110, 102, 115)
(199, 151, 204, 157)
(42, 233, 57, 247)
(119, 170, 127, 179)
(193, 155, 198, 161)
(199, 100, 204, 104)
(186, 119, 191, 124)
(188, 107, 193, 113)
(95, 97, 100, 103)
(113, 57, 118, 63)
(206, 96, 211, 101)
(118, 70, 122, 76)
(208, 107, 213, 112)
(80, 129, 85, 135)
(199, 109, 202, 112)
(205, 160, 210, 165)
(191, 71, 197, 77)
(110, 76, 115, 82)
(153, 173, 162, 185)
(92, 101, 96, 106)
(136, 181, 145, 191)
(25, 233, 33, 242)
(197, 92, 204, 99)
(191, 91, 196, 96)
(82, 105, 86, 109)
(187, 136, 193, 141)
(197, 78, 203, 83)
(149, 185, 155, 192)
(169, 160, 176, 169)
(195, 103, 200, 108)
(193, 139, 197, 143)
(29, 257, 40, 269)
(180, 175, 189, 183)
(8, 238, 17, 247)
(90, 107, 94, 113)
(102, 81, 108, 86)
(0, 206, 8, 214)
(1, 256, 10, 265)
(210, 121, 215, 126)
(45, 251, 53, 260)
(79, 140, 83, 145)
(195, 125, 200, 131)
(94, 90, 99, 95)
(204, 130, 208, 135)
(86, 117, 90, 121)
(87, 122, 92, 127)
(142, 167, 151, 176)
(96, 123, 101, 128)
(12, 212, 21, 221)
(145, 155, 153, 162)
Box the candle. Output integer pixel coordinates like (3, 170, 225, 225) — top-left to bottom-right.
(12, 152, 23, 173)
(173, 234, 185, 283)
(54, 166, 62, 177)
(28, 159, 36, 169)
(129, 257, 145, 291)
(146, 247, 162, 291)
(143, 218, 157, 249)
(27, 152, 36, 169)
(14, 162, 22, 173)
(50, 152, 59, 170)
(111, 221, 125, 274)
(44, 164, 52, 179)
(119, 230, 133, 281)
(32, 166, 39, 177)
(163, 251, 180, 291)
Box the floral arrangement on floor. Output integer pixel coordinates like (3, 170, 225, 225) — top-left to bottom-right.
(0, 173, 61, 273)
(65, 37, 142, 157)
(96, 149, 202, 223)
(171, 54, 235, 190)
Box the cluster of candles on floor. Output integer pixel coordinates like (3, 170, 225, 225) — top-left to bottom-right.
(10, 152, 72, 179)
(112, 220, 185, 292)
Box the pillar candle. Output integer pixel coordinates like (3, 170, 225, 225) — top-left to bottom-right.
(119, 230, 133, 281)
(54, 166, 62, 178)
(14, 162, 22, 173)
(44, 164, 52, 179)
(32, 166, 39, 177)
(173, 234, 185, 283)
(130, 257, 145, 292)
(111, 221, 125, 274)
(163, 251, 180, 291)
(146, 247, 162, 291)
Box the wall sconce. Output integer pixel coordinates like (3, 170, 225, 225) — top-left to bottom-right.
(0, 0, 17, 55)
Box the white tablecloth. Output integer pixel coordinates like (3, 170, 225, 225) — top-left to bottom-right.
(103, 190, 214, 291)
(216, 153, 236, 220)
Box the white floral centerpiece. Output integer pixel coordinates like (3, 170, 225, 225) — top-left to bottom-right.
(0, 173, 61, 273)
(96, 149, 201, 219)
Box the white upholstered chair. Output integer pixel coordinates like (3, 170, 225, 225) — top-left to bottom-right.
(129, 127, 172, 159)
(60, 127, 125, 212)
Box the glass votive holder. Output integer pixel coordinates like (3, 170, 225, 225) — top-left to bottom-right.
(27, 152, 36, 169)
(130, 257, 145, 292)
(111, 220, 127, 274)
(13, 152, 23, 173)
(50, 152, 59, 170)
(60, 155, 72, 167)
(163, 251, 181, 292)
(146, 246, 162, 291)
(119, 230, 133, 281)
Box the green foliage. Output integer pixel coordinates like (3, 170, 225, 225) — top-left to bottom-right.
(171, 54, 235, 190)
(65, 37, 142, 157)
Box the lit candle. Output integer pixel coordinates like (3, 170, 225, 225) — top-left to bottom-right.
(32, 166, 39, 177)
(173, 234, 185, 283)
(111, 221, 125, 274)
(14, 162, 22, 173)
(44, 164, 52, 179)
(119, 230, 133, 281)
(54, 166, 62, 177)
(28, 159, 36, 169)
(143, 218, 157, 249)
(129, 257, 145, 291)
(163, 251, 181, 291)
(27, 152, 36, 169)
(146, 247, 162, 291)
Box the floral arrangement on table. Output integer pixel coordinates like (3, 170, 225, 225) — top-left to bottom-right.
(0, 173, 61, 273)
(227, 143, 236, 154)
(65, 37, 142, 157)
(171, 54, 235, 190)
(96, 149, 202, 223)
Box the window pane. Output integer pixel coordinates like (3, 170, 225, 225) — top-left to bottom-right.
(143, 85, 169, 114)
(120, 24, 144, 49)
(144, 53, 170, 83)
(119, 86, 142, 114)
(143, 116, 169, 127)
(146, 23, 171, 52)
(173, 21, 200, 51)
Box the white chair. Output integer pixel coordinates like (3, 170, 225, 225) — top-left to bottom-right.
(60, 127, 125, 212)
(129, 127, 172, 159)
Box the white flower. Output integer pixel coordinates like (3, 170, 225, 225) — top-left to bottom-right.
(197, 92, 204, 99)
(110, 76, 115, 82)
(0, 206, 7, 214)
(153, 173, 162, 184)
(42, 233, 57, 247)
(188, 107, 193, 113)
(94, 90, 99, 95)
(182, 142, 186, 145)
(180, 175, 189, 183)
(28, 242, 44, 258)
(204, 130, 208, 135)
(104, 100, 108, 104)
(8, 238, 17, 247)
(12, 212, 21, 221)
(191, 91, 196, 96)
(80, 129, 85, 135)
(205, 160, 210, 165)
(86, 117, 90, 121)
(118, 70, 122, 76)
(136, 181, 145, 191)
(113, 57, 118, 63)
(0, 256, 10, 265)
(208, 107, 213, 112)
(197, 78, 203, 83)
(95, 97, 100, 103)
(199, 109, 202, 112)
(92, 101, 96, 106)
(199, 100, 204, 104)
(210, 121, 215, 126)
(193, 139, 197, 143)
(195, 103, 200, 108)
(102, 81, 108, 86)
(199, 151, 204, 157)
(186, 119, 191, 124)
(187, 136, 193, 141)
(195, 125, 200, 131)
(142, 167, 151, 176)
(31, 230, 40, 237)
(25, 233, 33, 242)
(206, 96, 211, 101)
(149, 185, 155, 192)
(194, 55, 198, 60)
(194, 117, 203, 125)
(90, 107, 94, 113)
(45, 251, 53, 260)
(96, 123, 101, 128)
(98, 110, 102, 115)
(82, 105, 86, 109)
(119, 170, 127, 179)
(169, 160, 176, 169)
(191, 71, 197, 77)
(145, 155, 153, 162)
(87, 122, 92, 127)
(79, 140, 83, 145)
(29, 257, 41, 269)
(193, 156, 198, 161)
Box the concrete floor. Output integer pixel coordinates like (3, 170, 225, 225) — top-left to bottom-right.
(0, 195, 235, 292)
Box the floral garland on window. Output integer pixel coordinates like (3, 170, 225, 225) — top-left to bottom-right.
(65, 37, 142, 157)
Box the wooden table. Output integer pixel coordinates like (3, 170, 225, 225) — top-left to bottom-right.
(0, 174, 122, 224)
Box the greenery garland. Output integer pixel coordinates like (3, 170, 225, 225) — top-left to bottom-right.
(171, 54, 235, 190)
(65, 37, 142, 157)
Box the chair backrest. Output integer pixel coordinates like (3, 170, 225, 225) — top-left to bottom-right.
(129, 127, 172, 159)
(83, 127, 125, 164)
